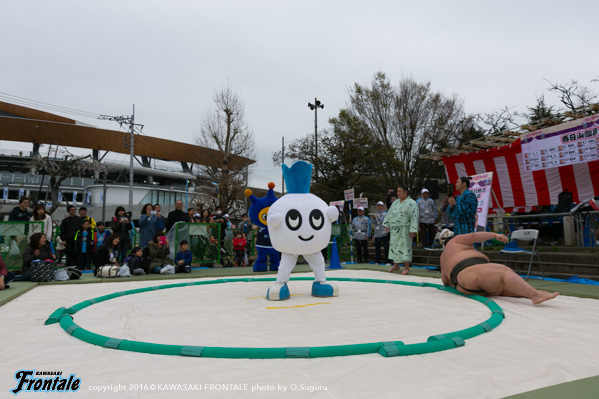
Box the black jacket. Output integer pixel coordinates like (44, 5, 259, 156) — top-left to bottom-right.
(8, 207, 32, 221)
(166, 209, 189, 232)
(60, 216, 83, 242)
(110, 217, 133, 250)
(73, 229, 95, 254)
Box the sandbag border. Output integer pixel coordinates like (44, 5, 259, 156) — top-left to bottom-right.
(46, 277, 504, 359)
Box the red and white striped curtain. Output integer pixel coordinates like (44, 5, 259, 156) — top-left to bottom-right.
(442, 139, 599, 213)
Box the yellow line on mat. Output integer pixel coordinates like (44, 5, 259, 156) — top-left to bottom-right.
(266, 302, 330, 309)
(246, 294, 304, 299)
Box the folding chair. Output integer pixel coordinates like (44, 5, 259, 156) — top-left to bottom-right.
(500, 229, 544, 279)
(422, 232, 443, 270)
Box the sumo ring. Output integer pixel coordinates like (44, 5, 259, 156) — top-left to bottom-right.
(45, 277, 505, 359)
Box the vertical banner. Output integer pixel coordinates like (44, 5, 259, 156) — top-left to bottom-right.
(86, 191, 92, 204)
(3, 187, 8, 201)
(18, 188, 24, 197)
(469, 172, 494, 228)
(353, 198, 368, 209)
(72, 191, 78, 203)
(57, 191, 63, 203)
(100, 193, 104, 204)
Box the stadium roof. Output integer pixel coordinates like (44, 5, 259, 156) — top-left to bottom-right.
(0, 100, 255, 170)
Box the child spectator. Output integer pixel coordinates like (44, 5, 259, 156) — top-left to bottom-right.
(232, 232, 247, 267)
(175, 240, 193, 273)
(95, 222, 109, 248)
(94, 222, 109, 262)
(79, 207, 97, 231)
(126, 247, 146, 275)
(242, 233, 250, 266)
(74, 219, 95, 270)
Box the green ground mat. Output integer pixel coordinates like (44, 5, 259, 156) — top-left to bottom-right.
(503, 375, 599, 399)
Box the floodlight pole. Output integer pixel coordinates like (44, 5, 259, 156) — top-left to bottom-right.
(308, 98, 324, 179)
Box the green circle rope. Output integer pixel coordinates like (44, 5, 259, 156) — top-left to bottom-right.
(45, 277, 505, 358)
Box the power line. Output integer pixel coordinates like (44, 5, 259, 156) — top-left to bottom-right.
(0, 92, 105, 119)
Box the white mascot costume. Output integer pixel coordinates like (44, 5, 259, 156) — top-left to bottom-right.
(265, 161, 340, 300)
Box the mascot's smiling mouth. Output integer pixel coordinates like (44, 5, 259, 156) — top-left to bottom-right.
(298, 235, 314, 241)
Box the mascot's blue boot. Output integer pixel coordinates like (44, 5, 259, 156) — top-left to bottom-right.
(266, 282, 290, 301)
(311, 281, 339, 298)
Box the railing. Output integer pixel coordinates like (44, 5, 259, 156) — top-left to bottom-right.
(0, 221, 45, 270)
(473, 211, 598, 248)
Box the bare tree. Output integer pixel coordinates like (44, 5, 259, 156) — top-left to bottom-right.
(348, 72, 468, 193)
(477, 106, 519, 133)
(196, 86, 255, 213)
(545, 79, 597, 113)
(27, 152, 106, 215)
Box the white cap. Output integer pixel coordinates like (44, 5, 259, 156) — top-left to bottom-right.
(194, 213, 201, 217)
(421, 188, 429, 193)
(224, 214, 229, 218)
(377, 201, 384, 206)
(357, 206, 364, 211)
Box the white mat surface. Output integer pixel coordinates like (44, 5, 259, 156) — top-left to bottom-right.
(1, 270, 598, 399)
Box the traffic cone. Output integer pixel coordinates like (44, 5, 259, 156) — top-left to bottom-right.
(328, 237, 344, 269)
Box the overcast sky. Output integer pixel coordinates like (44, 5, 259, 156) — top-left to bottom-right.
(2, 0, 598, 190)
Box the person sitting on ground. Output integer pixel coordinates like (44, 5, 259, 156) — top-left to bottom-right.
(148, 232, 173, 273)
(174, 240, 193, 273)
(0, 253, 15, 290)
(232, 231, 247, 267)
(21, 233, 56, 280)
(94, 234, 120, 274)
(125, 247, 146, 275)
(440, 231, 559, 305)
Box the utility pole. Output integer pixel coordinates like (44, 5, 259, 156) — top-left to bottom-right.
(99, 105, 143, 212)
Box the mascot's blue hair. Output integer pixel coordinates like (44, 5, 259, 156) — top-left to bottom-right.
(282, 161, 312, 194)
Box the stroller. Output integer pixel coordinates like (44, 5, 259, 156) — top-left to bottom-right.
(219, 247, 234, 268)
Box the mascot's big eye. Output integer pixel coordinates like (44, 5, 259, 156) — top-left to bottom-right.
(309, 209, 324, 230)
(258, 207, 270, 225)
(285, 209, 302, 231)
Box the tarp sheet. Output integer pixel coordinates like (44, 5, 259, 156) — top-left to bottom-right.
(1, 270, 598, 398)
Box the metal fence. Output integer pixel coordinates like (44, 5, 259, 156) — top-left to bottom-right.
(0, 221, 45, 271)
(173, 223, 223, 265)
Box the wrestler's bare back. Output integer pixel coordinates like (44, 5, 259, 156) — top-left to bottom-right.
(438, 232, 559, 304)
(440, 232, 503, 286)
